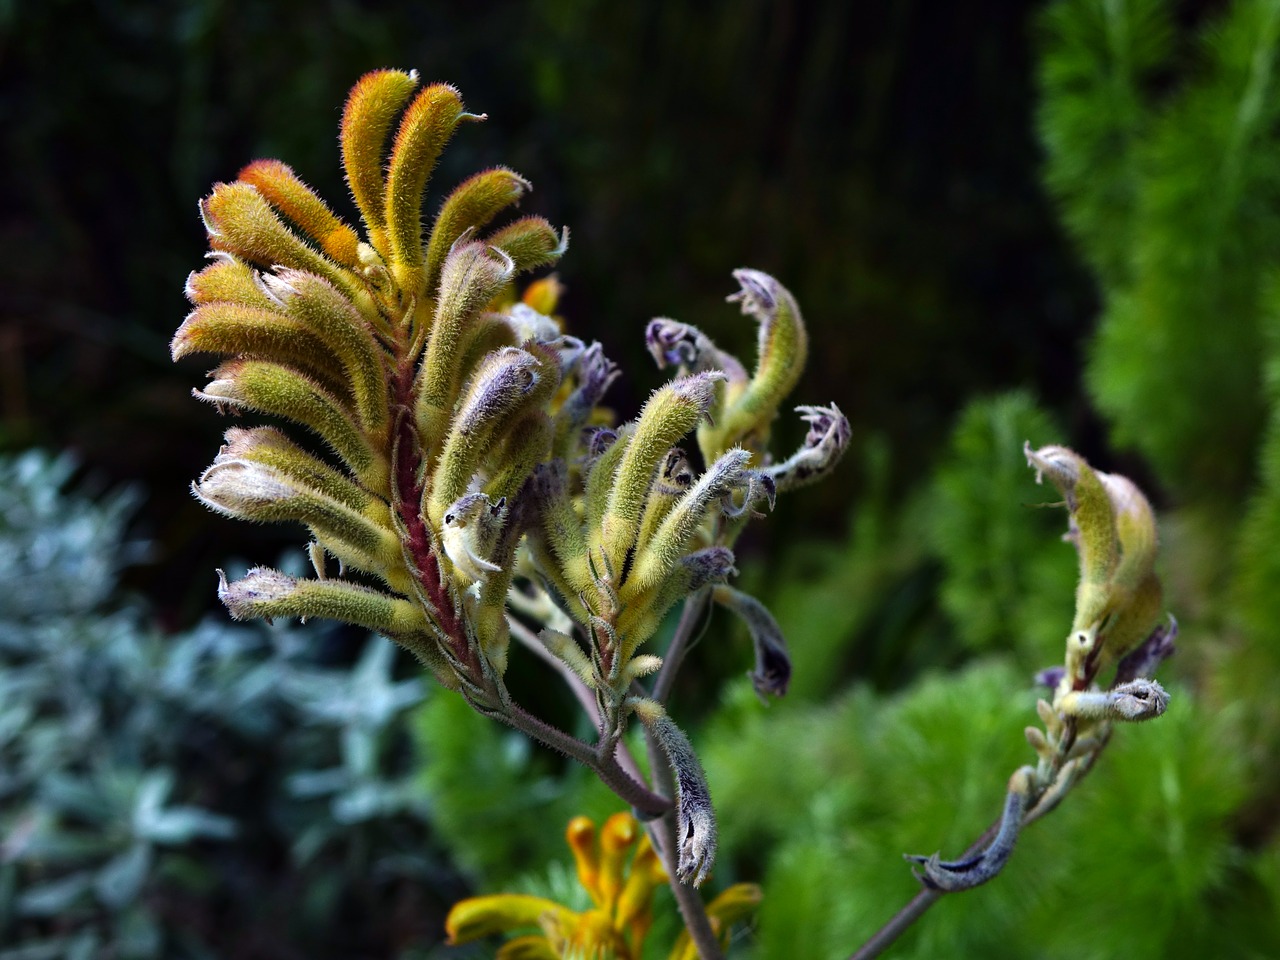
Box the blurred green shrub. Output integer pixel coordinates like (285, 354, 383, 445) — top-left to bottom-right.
(1040, 0, 1280, 502)
(927, 391, 1074, 662)
(703, 663, 1276, 960)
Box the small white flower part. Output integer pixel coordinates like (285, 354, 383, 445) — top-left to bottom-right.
(506, 302, 562, 344)
(440, 492, 508, 597)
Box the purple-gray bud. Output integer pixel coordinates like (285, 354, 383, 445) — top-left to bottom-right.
(764, 404, 852, 493)
(681, 546, 737, 592)
(453, 347, 542, 438)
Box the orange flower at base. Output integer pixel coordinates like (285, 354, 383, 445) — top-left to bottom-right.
(445, 812, 761, 959)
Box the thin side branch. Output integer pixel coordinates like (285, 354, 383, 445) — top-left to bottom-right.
(653, 588, 712, 705)
(846, 822, 999, 960)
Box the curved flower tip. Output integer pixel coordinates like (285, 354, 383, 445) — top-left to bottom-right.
(727, 268, 778, 316)
(1024, 441, 1084, 491)
(647, 318, 700, 370)
(765, 403, 851, 493)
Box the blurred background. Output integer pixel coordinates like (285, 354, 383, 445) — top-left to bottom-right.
(2, 0, 1279, 957)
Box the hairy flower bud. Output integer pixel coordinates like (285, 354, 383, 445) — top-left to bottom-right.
(598, 372, 725, 573)
(631, 699, 717, 888)
(1058, 678, 1170, 722)
(487, 216, 568, 273)
(681, 546, 738, 593)
(712, 584, 791, 701)
(645, 318, 747, 382)
(426, 167, 531, 290)
(700, 269, 809, 458)
(193, 459, 399, 575)
(217, 566, 426, 635)
(765, 404, 852, 493)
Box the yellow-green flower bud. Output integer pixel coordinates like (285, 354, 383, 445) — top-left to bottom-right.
(597, 372, 724, 576)
(194, 359, 383, 487)
(340, 69, 420, 255)
(487, 216, 568, 273)
(217, 566, 424, 634)
(426, 167, 531, 292)
(700, 269, 809, 459)
(384, 81, 469, 294)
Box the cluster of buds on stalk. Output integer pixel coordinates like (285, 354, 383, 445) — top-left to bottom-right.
(173, 69, 849, 899)
(906, 444, 1174, 891)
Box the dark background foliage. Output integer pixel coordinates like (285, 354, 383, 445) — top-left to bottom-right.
(0, 0, 1094, 626)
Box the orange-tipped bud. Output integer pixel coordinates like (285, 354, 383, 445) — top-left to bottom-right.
(239, 159, 360, 266)
(340, 69, 419, 251)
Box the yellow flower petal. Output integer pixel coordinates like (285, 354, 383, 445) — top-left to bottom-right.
(446, 893, 575, 945)
(599, 812, 639, 909)
(566, 815, 602, 905)
(497, 934, 562, 960)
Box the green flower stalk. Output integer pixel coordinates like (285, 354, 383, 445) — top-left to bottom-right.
(174, 71, 847, 954)
(904, 444, 1173, 893)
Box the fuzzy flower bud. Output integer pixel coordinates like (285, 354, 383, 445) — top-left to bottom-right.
(712, 584, 791, 701)
(217, 566, 426, 635)
(631, 699, 717, 888)
(681, 547, 738, 593)
(765, 404, 852, 493)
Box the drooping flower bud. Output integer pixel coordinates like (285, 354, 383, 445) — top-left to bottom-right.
(712, 584, 791, 701)
(630, 699, 717, 888)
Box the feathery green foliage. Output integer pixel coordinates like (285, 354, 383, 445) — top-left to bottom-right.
(1041, 0, 1280, 500)
(928, 392, 1075, 661)
(702, 665, 1275, 960)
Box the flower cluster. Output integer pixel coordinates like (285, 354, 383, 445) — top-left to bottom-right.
(173, 68, 848, 896)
